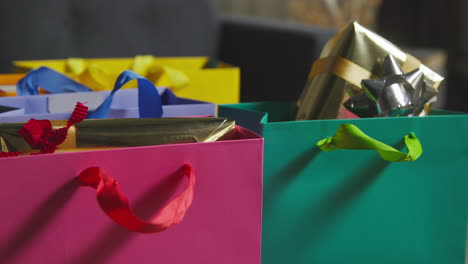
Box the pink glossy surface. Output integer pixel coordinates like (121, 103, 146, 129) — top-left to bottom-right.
(0, 127, 263, 264)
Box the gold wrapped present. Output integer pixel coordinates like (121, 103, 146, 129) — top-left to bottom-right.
(0, 118, 236, 153)
(296, 21, 444, 120)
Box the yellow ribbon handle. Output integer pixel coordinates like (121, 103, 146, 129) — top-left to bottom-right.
(132, 55, 155, 76)
(66, 58, 88, 75)
(133, 55, 190, 90)
(317, 124, 422, 162)
(64, 56, 191, 91)
(65, 58, 115, 91)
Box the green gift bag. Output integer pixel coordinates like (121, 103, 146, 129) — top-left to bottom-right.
(219, 102, 468, 264)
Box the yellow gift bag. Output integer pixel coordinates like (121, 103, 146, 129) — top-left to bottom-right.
(13, 56, 240, 104)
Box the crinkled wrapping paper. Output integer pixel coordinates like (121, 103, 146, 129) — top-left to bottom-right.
(296, 21, 444, 120)
(0, 118, 236, 153)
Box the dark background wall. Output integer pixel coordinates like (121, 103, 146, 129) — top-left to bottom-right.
(378, 0, 466, 112)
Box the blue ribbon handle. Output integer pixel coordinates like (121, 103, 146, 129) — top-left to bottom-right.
(17, 67, 91, 95)
(87, 70, 163, 119)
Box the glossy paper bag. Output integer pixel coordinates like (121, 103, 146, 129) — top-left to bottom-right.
(219, 102, 468, 264)
(0, 70, 216, 123)
(0, 125, 263, 264)
(13, 56, 240, 104)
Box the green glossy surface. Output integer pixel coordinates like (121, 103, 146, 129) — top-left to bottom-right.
(219, 102, 468, 264)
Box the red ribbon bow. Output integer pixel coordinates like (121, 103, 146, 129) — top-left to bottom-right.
(0, 102, 88, 156)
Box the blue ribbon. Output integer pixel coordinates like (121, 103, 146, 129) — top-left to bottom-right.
(17, 67, 91, 95)
(87, 70, 163, 119)
(17, 67, 163, 119)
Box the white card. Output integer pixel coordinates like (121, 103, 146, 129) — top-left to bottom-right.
(48, 92, 105, 113)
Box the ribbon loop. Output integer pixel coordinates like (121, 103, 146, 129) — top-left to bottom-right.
(17, 67, 91, 96)
(18, 102, 88, 154)
(77, 164, 195, 233)
(87, 70, 163, 119)
(64, 56, 191, 91)
(317, 124, 422, 162)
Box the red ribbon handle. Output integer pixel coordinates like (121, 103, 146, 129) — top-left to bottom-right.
(1, 102, 88, 157)
(77, 164, 195, 233)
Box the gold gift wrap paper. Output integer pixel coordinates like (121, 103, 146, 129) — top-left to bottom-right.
(296, 21, 444, 120)
(0, 118, 236, 153)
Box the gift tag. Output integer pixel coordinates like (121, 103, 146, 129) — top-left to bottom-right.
(48, 92, 105, 113)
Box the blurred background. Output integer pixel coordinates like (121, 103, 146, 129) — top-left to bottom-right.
(215, 0, 464, 111)
(0, 0, 465, 112)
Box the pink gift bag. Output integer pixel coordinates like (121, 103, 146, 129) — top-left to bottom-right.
(0, 126, 263, 264)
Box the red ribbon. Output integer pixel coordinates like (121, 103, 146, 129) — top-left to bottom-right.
(2, 103, 195, 233)
(0, 151, 21, 157)
(0, 102, 88, 156)
(77, 164, 195, 233)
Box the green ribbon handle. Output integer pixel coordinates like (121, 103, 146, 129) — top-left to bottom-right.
(316, 124, 422, 162)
